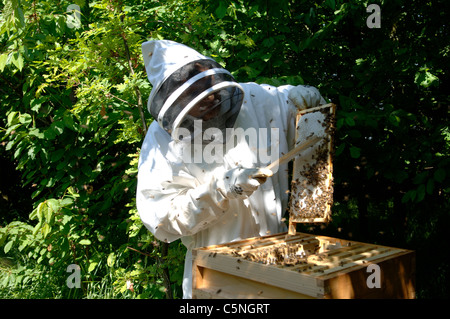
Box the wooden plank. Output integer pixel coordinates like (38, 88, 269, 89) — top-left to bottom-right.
(310, 248, 401, 277)
(199, 233, 317, 254)
(322, 250, 415, 299)
(297, 103, 335, 115)
(193, 249, 324, 297)
(193, 267, 314, 299)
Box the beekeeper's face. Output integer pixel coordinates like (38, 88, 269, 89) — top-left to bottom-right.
(185, 63, 221, 121)
(188, 92, 221, 120)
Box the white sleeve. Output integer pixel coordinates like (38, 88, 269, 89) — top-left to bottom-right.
(136, 123, 230, 243)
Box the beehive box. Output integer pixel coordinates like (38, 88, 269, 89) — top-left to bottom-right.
(192, 232, 415, 299)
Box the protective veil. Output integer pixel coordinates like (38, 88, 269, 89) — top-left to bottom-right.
(143, 40, 244, 144)
(137, 40, 325, 298)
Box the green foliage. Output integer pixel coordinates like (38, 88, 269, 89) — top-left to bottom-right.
(1, 0, 449, 299)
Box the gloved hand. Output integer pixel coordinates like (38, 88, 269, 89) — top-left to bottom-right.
(216, 167, 273, 199)
(288, 85, 326, 110)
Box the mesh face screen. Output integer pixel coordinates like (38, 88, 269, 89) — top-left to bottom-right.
(149, 59, 244, 143)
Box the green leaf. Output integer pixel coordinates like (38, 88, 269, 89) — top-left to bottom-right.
(88, 262, 98, 272)
(63, 114, 75, 130)
(44, 127, 57, 140)
(19, 113, 32, 125)
(29, 128, 44, 139)
(79, 239, 92, 245)
(81, 165, 91, 177)
(349, 146, 361, 158)
(51, 149, 65, 162)
(325, 0, 336, 10)
(7, 111, 19, 126)
(345, 117, 355, 126)
(29, 207, 38, 220)
(30, 97, 46, 112)
(416, 184, 426, 202)
(11, 52, 24, 71)
(42, 224, 51, 238)
(434, 168, 446, 183)
(4, 241, 14, 254)
(335, 143, 345, 156)
(33, 220, 43, 235)
(18, 237, 29, 252)
(389, 113, 401, 127)
(402, 190, 416, 203)
(107, 252, 116, 267)
(60, 197, 74, 207)
(215, 2, 227, 19)
(0, 53, 8, 72)
(36, 201, 47, 222)
(46, 199, 60, 213)
(415, 68, 439, 88)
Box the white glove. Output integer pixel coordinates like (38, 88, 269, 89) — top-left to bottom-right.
(288, 85, 326, 110)
(216, 167, 273, 199)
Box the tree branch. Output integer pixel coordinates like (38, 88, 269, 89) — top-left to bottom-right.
(119, 14, 148, 136)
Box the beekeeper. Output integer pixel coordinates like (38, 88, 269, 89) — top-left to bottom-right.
(136, 40, 326, 298)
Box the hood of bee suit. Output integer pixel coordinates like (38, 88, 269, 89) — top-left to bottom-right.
(142, 40, 244, 144)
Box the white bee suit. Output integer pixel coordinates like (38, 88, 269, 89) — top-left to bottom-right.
(136, 40, 325, 298)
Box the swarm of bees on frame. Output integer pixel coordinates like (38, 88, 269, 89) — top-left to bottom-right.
(288, 106, 336, 222)
(215, 241, 319, 267)
(209, 239, 352, 273)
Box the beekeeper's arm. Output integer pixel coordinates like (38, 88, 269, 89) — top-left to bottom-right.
(287, 85, 326, 110)
(136, 135, 269, 243)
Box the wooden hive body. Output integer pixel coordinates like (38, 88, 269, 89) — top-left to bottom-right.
(192, 232, 415, 299)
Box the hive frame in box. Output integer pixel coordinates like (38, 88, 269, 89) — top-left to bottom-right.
(192, 232, 415, 299)
(288, 103, 336, 234)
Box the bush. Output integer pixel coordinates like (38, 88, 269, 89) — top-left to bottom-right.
(1, 0, 449, 298)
